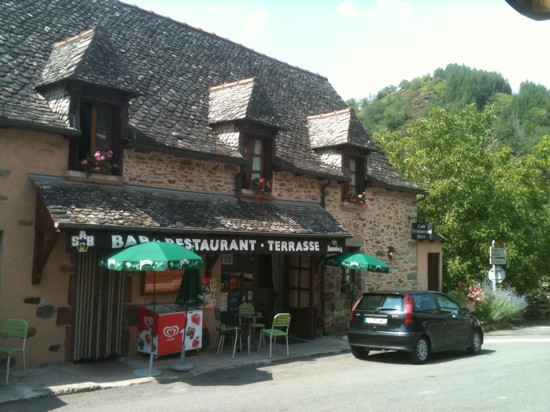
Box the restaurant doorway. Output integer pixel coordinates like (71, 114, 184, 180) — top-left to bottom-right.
(221, 254, 255, 311)
(428, 252, 440, 291)
(285, 254, 314, 338)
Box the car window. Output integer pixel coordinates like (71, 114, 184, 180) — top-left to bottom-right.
(413, 294, 437, 313)
(357, 294, 403, 311)
(434, 294, 459, 315)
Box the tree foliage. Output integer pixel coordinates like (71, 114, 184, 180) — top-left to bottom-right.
(376, 106, 550, 294)
(349, 64, 550, 156)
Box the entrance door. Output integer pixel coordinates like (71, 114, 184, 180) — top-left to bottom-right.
(285, 254, 314, 338)
(427, 253, 440, 291)
(73, 251, 125, 361)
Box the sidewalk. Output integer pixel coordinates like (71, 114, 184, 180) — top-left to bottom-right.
(0, 334, 350, 405)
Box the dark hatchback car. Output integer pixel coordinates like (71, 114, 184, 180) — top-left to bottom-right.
(347, 291, 483, 363)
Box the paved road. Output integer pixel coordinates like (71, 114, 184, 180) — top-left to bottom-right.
(6, 324, 550, 412)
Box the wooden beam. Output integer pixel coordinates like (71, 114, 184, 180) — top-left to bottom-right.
(32, 230, 60, 284)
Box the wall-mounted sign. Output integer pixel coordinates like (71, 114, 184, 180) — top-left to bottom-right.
(68, 230, 345, 255)
(411, 223, 433, 240)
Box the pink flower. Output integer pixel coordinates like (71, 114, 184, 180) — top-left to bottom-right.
(81, 159, 88, 165)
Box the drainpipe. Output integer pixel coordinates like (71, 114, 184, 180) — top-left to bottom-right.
(320, 179, 331, 208)
(320, 260, 326, 336)
(319, 178, 331, 334)
(235, 171, 244, 203)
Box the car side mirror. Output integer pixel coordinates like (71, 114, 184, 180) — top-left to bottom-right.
(460, 307, 470, 315)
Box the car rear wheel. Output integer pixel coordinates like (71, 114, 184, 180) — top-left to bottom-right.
(467, 330, 482, 354)
(409, 336, 430, 364)
(351, 346, 370, 360)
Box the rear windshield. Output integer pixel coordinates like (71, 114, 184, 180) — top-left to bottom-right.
(356, 294, 403, 311)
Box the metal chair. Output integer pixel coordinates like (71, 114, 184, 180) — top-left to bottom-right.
(0, 319, 29, 385)
(238, 303, 265, 342)
(214, 309, 241, 358)
(258, 313, 291, 357)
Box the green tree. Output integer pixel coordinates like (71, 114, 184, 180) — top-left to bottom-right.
(376, 106, 549, 293)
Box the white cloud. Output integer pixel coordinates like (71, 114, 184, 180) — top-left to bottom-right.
(336, 0, 357, 18)
(238, 8, 270, 47)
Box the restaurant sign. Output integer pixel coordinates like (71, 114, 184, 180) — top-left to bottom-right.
(411, 223, 433, 240)
(68, 230, 345, 255)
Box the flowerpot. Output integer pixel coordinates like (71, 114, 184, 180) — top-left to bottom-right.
(66, 170, 124, 186)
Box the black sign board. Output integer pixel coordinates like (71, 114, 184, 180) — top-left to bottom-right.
(67, 229, 345, 255)
(411, 223, 433, 240)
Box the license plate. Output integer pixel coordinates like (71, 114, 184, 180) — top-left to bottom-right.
(364, 317, 387, 325)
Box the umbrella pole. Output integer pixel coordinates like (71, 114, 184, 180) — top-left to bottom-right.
(134, 272, 162, 377)
(171, 302, 194, 371)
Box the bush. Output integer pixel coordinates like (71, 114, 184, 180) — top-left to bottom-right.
(474, 284, 528, 324)
(450, 281, 484, 311)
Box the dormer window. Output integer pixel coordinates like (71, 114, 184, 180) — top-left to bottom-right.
(342, 154, 365, 201)
(247, 137, 263, 183)
(68, 89, 126, 176)
(75, 100, 120, 175)
(243, 134, 272, 190)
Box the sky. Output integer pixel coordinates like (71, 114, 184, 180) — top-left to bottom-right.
(121, 0, 550, 100)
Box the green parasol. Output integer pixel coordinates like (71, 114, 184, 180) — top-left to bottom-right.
(175, 268, 204, 307)
(99, 241, 203, 271)
(172, 268, 204, 372)
(323, 252, 390, 273)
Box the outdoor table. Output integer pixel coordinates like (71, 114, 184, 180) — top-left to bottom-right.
(238, 313, 264, 344)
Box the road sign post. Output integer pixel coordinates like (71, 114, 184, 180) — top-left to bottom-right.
(488, 241, 506, 291)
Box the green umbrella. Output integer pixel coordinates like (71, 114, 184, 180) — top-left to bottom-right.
(99, 241, 203, 271)
(98, 242, 203, 376)
(175, 268, 204, 307)
(323, 252, 390, 273)
(173, 268, 204, 372)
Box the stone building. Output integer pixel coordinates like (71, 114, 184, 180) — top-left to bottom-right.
(0, 0, 441, 366)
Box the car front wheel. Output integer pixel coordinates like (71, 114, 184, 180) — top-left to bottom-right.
(467, 330, 482, 355)
(351, 345, 370, 360)
(409, 336, 430, 364)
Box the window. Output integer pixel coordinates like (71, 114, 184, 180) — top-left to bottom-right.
(69, 96, 123, 175)
(92, 104, 113, 150)
(349, 158, 358, 194)
(434, 293, 460, 315)
(142, 270, 184, 294)
(248, 137, 263, 183)
(243, 135, 272, 190)
(413, 294, 438, 313)
(221, 254, 256, 311)
(342, 154, 365, 201)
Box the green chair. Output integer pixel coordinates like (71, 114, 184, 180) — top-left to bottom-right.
(214, 309, 241, 358)
(0, 319, 29, 385)
(238, 303, 265, 342)
(258, 313, 291, 358)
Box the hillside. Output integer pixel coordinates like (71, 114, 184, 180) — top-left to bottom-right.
(348, 64, 550, 155)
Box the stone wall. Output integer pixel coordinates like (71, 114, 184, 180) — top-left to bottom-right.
(122, 148, 239, 194)
(322, 185, 419, 332)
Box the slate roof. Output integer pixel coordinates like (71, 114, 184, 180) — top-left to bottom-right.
(37, 27, 138, 95)
(308, 108, 372, 149)
(209, 78, 281, 128)
(367, 141, 425, 193)
(29, 174, 350, 237)
(1, 0, 421, 192)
